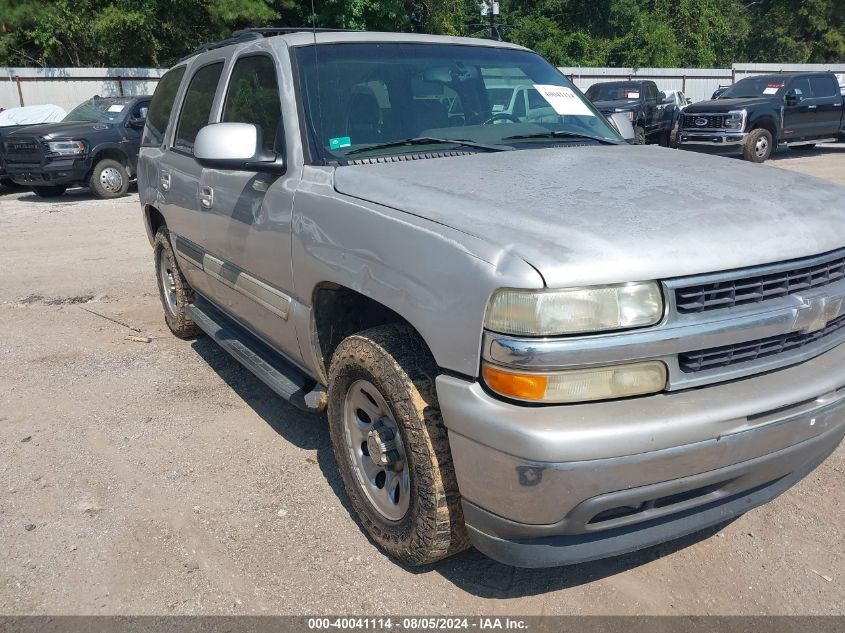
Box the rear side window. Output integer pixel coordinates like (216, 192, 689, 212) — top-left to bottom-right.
(174, 62, 224, 153)
(222, 55, 282, 152)
(142, 67, 185, 147)
(809, 76, 838, 98)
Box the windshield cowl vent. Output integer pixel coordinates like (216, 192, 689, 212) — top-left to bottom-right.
(346, 150, 474, 165)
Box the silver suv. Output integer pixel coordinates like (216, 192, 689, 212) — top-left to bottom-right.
(139, 29, 845, 568)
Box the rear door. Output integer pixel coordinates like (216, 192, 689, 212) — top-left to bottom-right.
(643, 83, 660, 135)
(808, 75, 842, 138)
(160, 60, 226, 296)
(197, 46, 302, 362)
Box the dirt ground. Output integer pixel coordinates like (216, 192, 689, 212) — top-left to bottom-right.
(1, 144, 844, 616)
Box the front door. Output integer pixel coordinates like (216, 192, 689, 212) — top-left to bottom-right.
(782, 76, 815, 141)
(197, 48, 303, 363)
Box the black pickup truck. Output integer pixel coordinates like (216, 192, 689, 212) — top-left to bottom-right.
(585, 80, 678, 145)
(679, 72, 845, 162)
(2, 95, 150, 198)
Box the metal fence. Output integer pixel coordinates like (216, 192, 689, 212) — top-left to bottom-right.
(3, 62, 845, 113)
(1, 68, 166, 112)
(560, 63, 845, 104)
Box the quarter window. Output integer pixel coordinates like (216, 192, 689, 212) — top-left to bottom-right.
(174, 62, 224, 153)
(141, 66, 185, 147)
(222, 55, 282, 152)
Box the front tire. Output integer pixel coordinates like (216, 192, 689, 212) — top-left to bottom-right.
(742, 128, 773, 162)
(31, 185, 67, 197)
(327, 324, 469, 566)
(154, 228, 202, 338)
(89, 159, 129, 199)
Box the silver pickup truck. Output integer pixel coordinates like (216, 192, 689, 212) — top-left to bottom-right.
(138, 29, 845, 568)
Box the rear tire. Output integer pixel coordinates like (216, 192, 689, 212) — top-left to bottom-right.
(31, 185, 67, 197)
(327, 323, 469, 566)
(154, 228, 202, 338)
(742, 128, 773, 163)
(89, 159, 129, 199)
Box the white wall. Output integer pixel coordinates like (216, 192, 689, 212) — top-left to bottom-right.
(1, 68, 166, 112)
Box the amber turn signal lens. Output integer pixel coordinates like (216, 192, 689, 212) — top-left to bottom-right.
(482, 365, 548, 401)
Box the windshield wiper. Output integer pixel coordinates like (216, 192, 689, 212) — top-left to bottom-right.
(503, 130, 620, 145)
(345, 136, 512, 156)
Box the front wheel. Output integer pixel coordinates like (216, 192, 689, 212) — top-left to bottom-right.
(742, 128, 773, 162)
(31, 185, 67, 198)
(327, 324, 469, 566)
(89, 159, 129, 199)
(154, 228, 202, 338)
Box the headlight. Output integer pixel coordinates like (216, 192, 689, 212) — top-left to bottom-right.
(482, 361, 668, 403)
(484, 283, 664, 336)
(723, 112, 744, 130)
(46, 140, 86, 156)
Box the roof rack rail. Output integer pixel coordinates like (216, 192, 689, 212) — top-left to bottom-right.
(177, 27, 364, 62)
(234, 27, 363, 36)
(177, 31, 263, 63)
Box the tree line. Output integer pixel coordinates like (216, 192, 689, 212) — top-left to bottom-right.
(0, 0, 842, 69)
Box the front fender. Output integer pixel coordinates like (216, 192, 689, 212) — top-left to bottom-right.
(290, 167, 544, 378)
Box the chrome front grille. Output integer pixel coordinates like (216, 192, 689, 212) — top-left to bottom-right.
(679, 314, 845, 373)
(675, 248, 845, 314)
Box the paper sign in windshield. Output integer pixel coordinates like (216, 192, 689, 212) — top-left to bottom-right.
(533, 85, 594, 116)
(107, 104, 125, 112)
(763, 83, 784, 95)
(625, 90, 640, 99)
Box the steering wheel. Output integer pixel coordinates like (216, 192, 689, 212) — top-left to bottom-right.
(483, 112, 521, 125)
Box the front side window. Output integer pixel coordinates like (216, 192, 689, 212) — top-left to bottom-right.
(64, 97, 134, 123)
(174, 62, 224, 153)
(143, 66, 185, 146)
(789, 77, 813, 99)
(294, 43, 621, 164)
(222, 55, 282, 152)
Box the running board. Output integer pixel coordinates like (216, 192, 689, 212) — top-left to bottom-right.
(785, 138, 837, 146)
(187, 297, 326, 412)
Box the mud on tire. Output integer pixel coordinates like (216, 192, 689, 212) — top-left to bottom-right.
(327, 323, 469, 566)
(154, 228, 202, 338)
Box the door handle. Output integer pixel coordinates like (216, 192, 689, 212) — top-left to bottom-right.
(200, 186, 214, 209)
(160, 171, 171, 192)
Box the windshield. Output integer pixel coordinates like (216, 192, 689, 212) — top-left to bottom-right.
(585, 82, 643, 101)
(720, 77, 786, 99)
(294, 43, 621, 162)
(64, 97, 132, 123)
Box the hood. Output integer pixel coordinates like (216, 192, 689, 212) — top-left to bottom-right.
(591, 99, 640, 112)
(6, 121, 113, 139)
(333, 145, 845, 287)
(685, 97, 773, 112)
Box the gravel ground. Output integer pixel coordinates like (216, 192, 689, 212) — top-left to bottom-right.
(1, 144, 844, 616)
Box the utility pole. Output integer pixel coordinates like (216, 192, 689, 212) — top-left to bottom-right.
(480, 1, 499, 40)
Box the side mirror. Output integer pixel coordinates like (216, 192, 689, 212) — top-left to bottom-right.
(127, 116, 145, 129)
(607, 112, 635, 143)
(194, 122, 285, 174)
(785, 89, 803, 106)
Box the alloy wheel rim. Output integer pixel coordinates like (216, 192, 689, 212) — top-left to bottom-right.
(343, 379, 410, 521)
(158, 249, 178, 316)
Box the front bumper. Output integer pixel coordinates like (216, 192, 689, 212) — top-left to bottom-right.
(678, 131, 748, 147)
(5, 156, 91, 186)
(437, 342, 845, 567)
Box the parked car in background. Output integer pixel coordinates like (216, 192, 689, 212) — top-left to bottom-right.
(0, 104, 66, 187)
(140, 29, 845, 569)
(2, 95, 150, 198)
(711, 85, 731, 100)
(585, 80, 677, 145)
(679, 72, 845, 162)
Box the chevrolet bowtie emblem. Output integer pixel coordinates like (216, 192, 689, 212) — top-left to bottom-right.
(794, 294, 844, 333)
